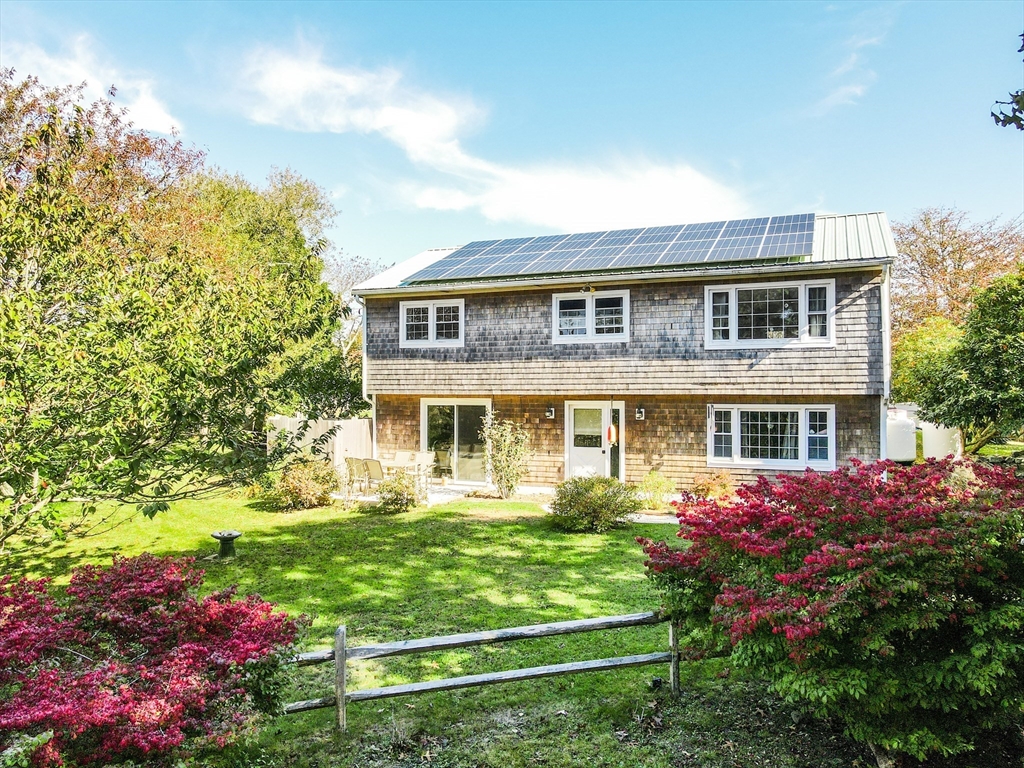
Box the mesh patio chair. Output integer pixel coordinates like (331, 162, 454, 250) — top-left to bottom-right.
(434, 449, 452, 479)
(364, 458, 386, 489)
(413, 451, 436, 488)
(345, 457, 368, 495)
(394, 450, 414, 464)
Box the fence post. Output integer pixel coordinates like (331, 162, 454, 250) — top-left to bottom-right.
(334, 625, 347, 731)
(669, 619, 680, 696)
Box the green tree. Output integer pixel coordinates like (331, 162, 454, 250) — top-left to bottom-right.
(992, 33, 1024, 129)
(889, 316, 962, 404)
(916, 273, 1024, 452)
(0, 73, 344, 549)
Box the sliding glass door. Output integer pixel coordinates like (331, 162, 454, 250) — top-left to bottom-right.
(423, 400, 488, 483)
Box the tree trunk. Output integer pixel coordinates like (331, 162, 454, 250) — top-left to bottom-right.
(869, 743, 901, 768)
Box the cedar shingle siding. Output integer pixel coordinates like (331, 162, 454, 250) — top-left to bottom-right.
(366, 268, 885, 488)
(364, 270, 883, 396)
(375, 394, 880, 488)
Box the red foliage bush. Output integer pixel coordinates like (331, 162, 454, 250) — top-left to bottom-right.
(0, 554, 300, 766)
(640, 459, 1024, 762)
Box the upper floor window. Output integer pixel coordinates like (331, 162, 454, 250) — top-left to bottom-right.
(400, 299, 465, 348)
(704, 279, 835, 349)
(552, 290, 630, 344)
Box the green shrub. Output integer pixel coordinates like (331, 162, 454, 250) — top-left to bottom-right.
(375, 470, 423, 514)
(273, 457, 339, 509)
(637, 470, 675, 512)
(482, 413, 532, 499)
(550, 476, 642, 532)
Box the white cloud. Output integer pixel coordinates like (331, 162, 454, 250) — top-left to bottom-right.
(4, 35, 181, 134)
(239, 45, 748, 231)
(812, 15, 891, 116)
(813, 80, 875, 115)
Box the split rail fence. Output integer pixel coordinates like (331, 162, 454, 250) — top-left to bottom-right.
(283, 611, 680, 730)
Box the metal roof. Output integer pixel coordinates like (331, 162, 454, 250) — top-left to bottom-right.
(353, 212, 895, 294)
(812, 212, 897, 263)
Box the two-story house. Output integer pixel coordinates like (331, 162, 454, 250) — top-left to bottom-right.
(353, 212, 893, 489)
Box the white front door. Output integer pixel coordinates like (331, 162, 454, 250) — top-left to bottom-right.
(565, 401, 625, 481)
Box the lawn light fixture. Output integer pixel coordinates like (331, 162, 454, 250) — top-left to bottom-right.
(545, 406, 555, 419)
(635, 406, 645, 421)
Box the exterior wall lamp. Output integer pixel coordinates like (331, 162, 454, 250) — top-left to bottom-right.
(635, 407, 645, 421)
(545, 406, 556, 419)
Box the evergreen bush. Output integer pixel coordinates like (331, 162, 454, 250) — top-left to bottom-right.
(550, 476, 642, 532)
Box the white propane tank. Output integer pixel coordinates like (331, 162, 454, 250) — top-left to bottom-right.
(886, 409, 917, 461)
(921, 421, 961, 459)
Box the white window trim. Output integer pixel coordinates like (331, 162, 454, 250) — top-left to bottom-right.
(707, 404, 837, 471)
(551, 290, 630, 344)
(419, 398, 492, 485)
(400, 299, 465, 349)
(704, 279, 836, 350)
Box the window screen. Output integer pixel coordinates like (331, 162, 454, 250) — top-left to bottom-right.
(737, 287, 799, 340)
(405, 306, 430, 341)
(558, 298, 588, 336)
(739, 410, 800, 460)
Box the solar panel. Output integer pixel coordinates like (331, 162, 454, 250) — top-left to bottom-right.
(404, 213, 816, 284)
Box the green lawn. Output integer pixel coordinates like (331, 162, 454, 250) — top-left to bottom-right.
(978, 440, 1024, 458)
(7, 495, 874, 768)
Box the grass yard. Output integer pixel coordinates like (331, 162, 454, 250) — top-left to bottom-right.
(7, 494, 879, 768)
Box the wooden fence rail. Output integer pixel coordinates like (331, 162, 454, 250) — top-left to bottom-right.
(283, 611, 680, 731)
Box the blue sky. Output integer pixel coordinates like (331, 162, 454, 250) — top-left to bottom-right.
(1, 0, 1021, 265)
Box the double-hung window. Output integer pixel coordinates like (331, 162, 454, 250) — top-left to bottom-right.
(707, 404, 836, 470)
(552, 290, 629, 344)
(704, 279, 834, 348)
(400, 299, 465, 348)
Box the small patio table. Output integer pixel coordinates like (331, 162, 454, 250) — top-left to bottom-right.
(380, 459, 418, 475)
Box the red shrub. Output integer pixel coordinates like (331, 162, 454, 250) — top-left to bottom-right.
(0, 554, 300, 766)
(640, 459, 1024, 761)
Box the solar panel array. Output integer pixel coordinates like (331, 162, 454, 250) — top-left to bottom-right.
(405, 213, 816, 284)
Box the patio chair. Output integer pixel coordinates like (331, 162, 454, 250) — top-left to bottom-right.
(394, 450, 414, 464)
(413, 451, 436, 487)
(345, 457, 368, 495)
(364, 458, 386, 489)
(434, 449, 452, 479)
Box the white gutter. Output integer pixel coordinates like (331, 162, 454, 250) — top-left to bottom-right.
(879, 263, 892, 460)
(353, 257, 893, 298)
(356, 294, 368, 403)
(355, 293, 376, 459)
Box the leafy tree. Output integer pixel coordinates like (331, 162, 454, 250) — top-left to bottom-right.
(916, 272, 1024, 452)
(891, 208, 1023, 336)
(0, 73, 345, 550)
(889, 316, 962, 404)
(992, 33, 1024, 129)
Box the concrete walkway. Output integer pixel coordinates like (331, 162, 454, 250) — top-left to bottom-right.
(629, 512, 680, 525)
(335, 483, 474, 508)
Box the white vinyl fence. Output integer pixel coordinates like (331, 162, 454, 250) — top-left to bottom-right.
(267, 416, 372, 470)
